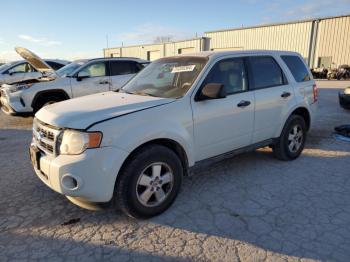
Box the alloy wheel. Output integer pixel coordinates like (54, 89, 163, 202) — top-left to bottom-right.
(136, 162, 174, 207)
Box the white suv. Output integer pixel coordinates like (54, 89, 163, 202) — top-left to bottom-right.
(1, 47, 149, 115)
(30, 50, 318, 218)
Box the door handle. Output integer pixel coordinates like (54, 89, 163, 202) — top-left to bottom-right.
(99, 80, 110, 85)
(237, 100, 251, 107)
(281, 92, 291, 98)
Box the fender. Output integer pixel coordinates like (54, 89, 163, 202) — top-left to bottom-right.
(89, 101, 195, 167)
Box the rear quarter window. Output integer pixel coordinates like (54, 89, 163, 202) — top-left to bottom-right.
(281, 55, 311, 82)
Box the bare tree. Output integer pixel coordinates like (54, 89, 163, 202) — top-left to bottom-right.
(153, 35, 174, 43)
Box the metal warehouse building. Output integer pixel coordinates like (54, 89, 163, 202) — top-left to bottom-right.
(104, 37, 210, 61)
(104, 14, 350, 68)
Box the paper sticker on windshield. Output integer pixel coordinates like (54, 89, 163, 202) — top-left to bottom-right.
(171, 65, 196, 73)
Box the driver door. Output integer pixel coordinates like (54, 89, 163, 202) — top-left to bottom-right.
(71, 61, 111, 98)
(191, 57, 255, 161)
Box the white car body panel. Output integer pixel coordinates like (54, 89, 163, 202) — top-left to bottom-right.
(30, 50, 317, 204)
(36, 92, 175, 129)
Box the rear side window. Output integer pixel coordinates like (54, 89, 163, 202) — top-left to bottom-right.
(109, 61, 139, 76)
(281, 55, 311, 82)
(248, 56, 286, 89)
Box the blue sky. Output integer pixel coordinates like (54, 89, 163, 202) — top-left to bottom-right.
(1, 0, 350, 61)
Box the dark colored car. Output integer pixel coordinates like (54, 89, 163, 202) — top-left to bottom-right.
(339, 87, 350, 109)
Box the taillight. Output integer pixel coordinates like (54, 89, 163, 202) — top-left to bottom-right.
(312, 84, 318, 102)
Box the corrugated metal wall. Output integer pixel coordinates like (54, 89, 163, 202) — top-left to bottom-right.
(314, 16, 350, 68)
(104, 38, 205, 60)
(104, 15, 350, 68)
(164, 39, 203, 56)
(205, 22, 313, 60)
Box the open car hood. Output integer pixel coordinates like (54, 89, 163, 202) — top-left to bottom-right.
(15, 46, 55, 75)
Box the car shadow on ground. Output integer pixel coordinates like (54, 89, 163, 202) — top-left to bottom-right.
(1, 128, 350, 261)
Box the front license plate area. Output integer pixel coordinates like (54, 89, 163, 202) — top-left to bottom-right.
(30, 146, 41, 170)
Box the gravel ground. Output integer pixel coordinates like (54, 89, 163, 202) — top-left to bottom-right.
(0, 81, 350, 262)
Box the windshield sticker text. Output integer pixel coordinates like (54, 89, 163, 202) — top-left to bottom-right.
(171, 65, 196, 73)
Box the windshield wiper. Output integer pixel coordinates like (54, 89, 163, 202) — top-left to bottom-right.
(120, 90, 157, 97)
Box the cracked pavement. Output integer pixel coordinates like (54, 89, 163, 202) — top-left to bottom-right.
(0, 81, 350, 261)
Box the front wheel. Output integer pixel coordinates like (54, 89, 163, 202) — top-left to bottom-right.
(33, 96, 64, 114)
(115, 144, 183, 218)
(273, 115, 307, 161)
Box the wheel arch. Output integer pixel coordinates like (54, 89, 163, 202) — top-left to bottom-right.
(119, 138, 190, 178)
(31, 89, 70, 109)
(289, 107, 311, 131)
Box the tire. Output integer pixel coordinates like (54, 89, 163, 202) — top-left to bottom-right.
(33, 96, 63, 113)
(115, 144, 183, 219)
(273, 115, 307, 161)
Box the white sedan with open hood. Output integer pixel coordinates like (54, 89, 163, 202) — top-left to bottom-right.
(0, 48, 69, 86)
(0, 47, 149, 115)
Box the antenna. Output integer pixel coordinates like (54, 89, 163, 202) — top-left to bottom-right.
(106, 34, 109, 58)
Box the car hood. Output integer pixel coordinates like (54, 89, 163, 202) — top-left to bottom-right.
(15, 46, 55, 75)
(35, 92, 175, 129)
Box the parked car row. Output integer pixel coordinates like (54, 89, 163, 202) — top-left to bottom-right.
(0, 47, 149, 114)
(28, 50, 317, 218)
(311, 64, 350, 80)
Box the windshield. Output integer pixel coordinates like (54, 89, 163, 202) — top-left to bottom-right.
(0, 61, 17, 72)
(122, 57, 208, 98)
(56, 61, 86, 77)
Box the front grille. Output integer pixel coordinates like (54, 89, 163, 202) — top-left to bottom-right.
(32, 118, 61, 155)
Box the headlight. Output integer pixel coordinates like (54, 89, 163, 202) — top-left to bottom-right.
(10, 83, 33, 93)
(59, 130, 102, 155)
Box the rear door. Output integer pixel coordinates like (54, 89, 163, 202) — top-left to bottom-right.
(192, 57, 255, 161)
(108, 61, 142, 91)
(247, 55, 294, 143)
(71, 61, 110, 97)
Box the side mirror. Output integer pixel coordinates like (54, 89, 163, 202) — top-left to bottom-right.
(197, 83, 226, 101)
(76, 71, 90, 81)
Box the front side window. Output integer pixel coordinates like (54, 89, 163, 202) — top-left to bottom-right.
(203, 58, 247, 95)
(249, 56, 286, 89)
(122, 57, 207, 98)
(7, 62, 34, 74)
(79, 62, 106, 77)
(109, 61, 138, 76)
(281, 55, 311, 82)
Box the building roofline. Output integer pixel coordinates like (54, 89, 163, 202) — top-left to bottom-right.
(204, 13, 350, 34)
(104, 37, 209, 51)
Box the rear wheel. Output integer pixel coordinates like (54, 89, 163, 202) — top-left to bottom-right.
(115, 144, 183, 218)
(273, 115, 307, 161)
